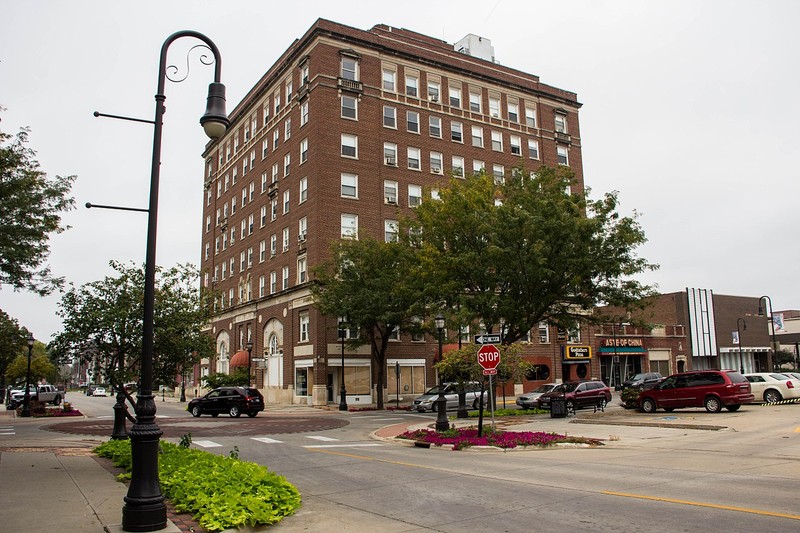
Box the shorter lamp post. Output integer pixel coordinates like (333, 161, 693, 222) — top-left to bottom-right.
(246, 340, 254, 387)
(737, 318, 747, 374)
(758, 296, 778, 371)
(338, 316, 348, 411)
(20, 333, 34, 418)
(434, 314, 449, 432)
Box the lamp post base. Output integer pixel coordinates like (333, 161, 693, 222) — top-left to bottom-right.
(435, 394, 449, 431)
(339, 388, 348, 411)
(111, 387, 129, 440)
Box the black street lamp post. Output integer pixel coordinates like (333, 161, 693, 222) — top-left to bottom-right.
(434, 314, 448, 432)
(121, 31, 229, 532)
(246, 340, 254, 387)
(737, 318, 747, 374)
(20, 333, 34, 418)
(758, 296, 778, 371)
(338, 316, 348, 411)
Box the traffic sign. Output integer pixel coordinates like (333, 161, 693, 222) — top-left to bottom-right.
(477, 344, 501, 371)
(483, 368, 497, 376)
(474, 334, 501, 344)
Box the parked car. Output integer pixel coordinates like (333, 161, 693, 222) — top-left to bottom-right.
(535, 381, 611, 411)
(621, 372, 663, 391)
(637, 370, 753, 413)
(188, 386, 265, 418)
(516, 383, 558, 409)
(413, 382, 487, 412)
(92, 387, 107, 397)
(744, 373, 800, 403)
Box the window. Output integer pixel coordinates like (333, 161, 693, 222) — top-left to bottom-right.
(260, 205, 267, 227)
(261, 172, 268, 193)
(241, 188, 247, 207)
(205, 215, 211, 233)
(283, 153, 291, 176)
(508, 101, 519, 122)
(384, 142, 398, 166)
(282, 265, 289, 290)
(341, 95, 357, 119)
(473, 160, 485, 174)
(270, 234, 277, 256)
(300, 101, 309, 125)
(272, 128, 279, 149)
(273, 90, 281, 114)
(249, 181, 255, 202)
(299, 176, 308, 203)
(284, 117, 291, 140)
(408, 184, 422, 207)
(341, 56, 358, 81)
(247, 246, 253, 267)
(300, 64, 309, 85)
(555, 114, 567, 133)
(341, 214, 358, 239)
(282, 227, 289, 252)
(341, 173, 358, 198)
(224, 174, 230, 191)
(259, 240, 266, 262)
(406, 111, 419, 133)
(491, 131, 503, 151)
(299, 311, 310, 342)
(469, 91, 481, 113)
(262, 102, 270, 125)
(384, 180, 398, 204)
(427, 80, 441, 102)
(489, 97, 500, 118)
(240, 251, 246, 272)
(285, 78, 293, 101)
(221, 262, 227, 279)
(492, 164, 505, 184)
(341, 134, 357, 158)
(300, 138, 308, 163)
(430, 152, 443, 174)
(405, 73, 418, 97)
(259, 275, 266, 297)
(510, 135, 522, 156)
(283, 190, 290, 214)
(448, 86, 461, 108)
(451, 121, 463, 142)
(270, 198, 278, 221)
(270, 271, 277, 294)
(407, 147, 421, 170)
(383, 106, 396, 128)
(204, 242, 210, 260)
(430, 188, 440, 200)
(271, 163, 279, 183)
(525, 106, 536, 127)
(452, 156, 464, 177)
(248, 214, 254, 234)
(528, 139, 540, 160)
(384, 219, 398, 242)
(426, 116, 442, 141)
(297, 256, 307, 284)
(471, 126, 484, 147)
(538, 322, 550, 343)
(298, 216, 307, 239)
(382, 68, 396, 91)
(557, 145, 569, 165)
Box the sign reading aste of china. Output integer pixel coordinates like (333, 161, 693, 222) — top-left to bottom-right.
(601, 338, 644, 347)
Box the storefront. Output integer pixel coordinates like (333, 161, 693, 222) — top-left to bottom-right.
(561, 345, 594, 382)
(598, 338, 647, 389)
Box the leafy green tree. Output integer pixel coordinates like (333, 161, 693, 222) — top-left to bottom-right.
(404, 165, 657, 344)
(202, 367, 249, 389)
(312, 237, 430, 409)
(4, 340, 54, 384)
(0, 118, 76, 295)
(0, 309, 29, 389)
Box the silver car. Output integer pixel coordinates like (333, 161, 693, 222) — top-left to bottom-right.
(516, 383, 558, 409)
(413, 382, 487, 412)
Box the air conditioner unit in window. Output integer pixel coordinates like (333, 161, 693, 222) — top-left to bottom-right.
(539, 336, 548, 343)
(386, 157, 396, 166)
(429, 95, 439, 102)
(385, 195, 397, 204)
(491, 112, 499, 118)
(297, 233, 307, 243)
(431, 166, 441, 173)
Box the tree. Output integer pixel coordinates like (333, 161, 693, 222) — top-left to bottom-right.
(404, 165, 657, 344)
(0, 309, 29, 388)
(311, 237, 430, 409)
(4, 340, 54, 384)
(0, 118, 76, 295)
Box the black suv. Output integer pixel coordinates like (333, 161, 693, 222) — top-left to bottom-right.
(621, 372, 663, 391)
(188, 386, 265, 418)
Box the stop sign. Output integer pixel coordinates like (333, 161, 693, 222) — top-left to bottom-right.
(477, 344, 501, 371)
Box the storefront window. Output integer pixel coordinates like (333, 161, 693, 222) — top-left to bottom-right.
(525, 365, 551, 381)
(295, 367, 308, 396)
(344, 366, 370, 395)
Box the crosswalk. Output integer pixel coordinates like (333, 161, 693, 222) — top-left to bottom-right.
(0, 425, 14, 436)
(192, 435, 383, 449)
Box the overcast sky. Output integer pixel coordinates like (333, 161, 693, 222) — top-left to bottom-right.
(2, 0, 798, 342)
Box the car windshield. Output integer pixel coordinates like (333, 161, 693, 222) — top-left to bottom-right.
(769, 374, 789, 381)
(628, 374, 645, 381)
(561, 383, 579, 393)
(727, 372, 748, 383)
(424, 385, 446, 395)
(533, 384, 554, 393)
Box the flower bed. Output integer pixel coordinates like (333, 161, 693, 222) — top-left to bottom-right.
(397, 427, 603, 451)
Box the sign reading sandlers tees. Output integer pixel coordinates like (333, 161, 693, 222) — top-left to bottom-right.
(477, 344, 501, 375)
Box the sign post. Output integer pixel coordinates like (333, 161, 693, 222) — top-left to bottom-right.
(477, 344, 501, 429)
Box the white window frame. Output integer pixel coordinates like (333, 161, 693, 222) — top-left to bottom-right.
(407, 147, 421, 170)
(341, 213, 358, 239)
(341, 173, 358, 198)
(341, 133, 358, 158)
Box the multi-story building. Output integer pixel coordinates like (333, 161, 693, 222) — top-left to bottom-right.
(199, 19, 585, 405)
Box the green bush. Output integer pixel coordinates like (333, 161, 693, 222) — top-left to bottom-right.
(620, 387, 641, 409)
(95, 439, 301, 531)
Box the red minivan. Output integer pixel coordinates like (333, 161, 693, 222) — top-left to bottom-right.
(637, 370, 753, 413)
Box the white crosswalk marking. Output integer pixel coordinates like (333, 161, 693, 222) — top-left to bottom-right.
(251, 437, 283, 444)
(193, 440, 223, 448)
(306, 435, 339, 442)
(304, 444, 382, 448)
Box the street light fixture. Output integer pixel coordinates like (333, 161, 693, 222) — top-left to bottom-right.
(246, 340, 254, 387)
(434, 314, 448, 432)
(758, 295, 778, 371)
(338, 316, 348, 411)
(122, 31, 229, 532)
(736, 318, 747, 374)
(20, 333, 34, 418)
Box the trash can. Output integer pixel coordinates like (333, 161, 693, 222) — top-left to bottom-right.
(550, 395, 567, 418)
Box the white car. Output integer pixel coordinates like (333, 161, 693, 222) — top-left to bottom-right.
(412, 382, 487, 412)
(92, 387, 107, 397)
(744, 373, 800, 403)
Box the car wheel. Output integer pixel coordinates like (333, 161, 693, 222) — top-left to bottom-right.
(191, 406, 201, 417)
(764, 389, 782, 404)
(641, 398, 657, 413)
(229, 405, 241, 417)
(52, 395, 61, 406)
(247, 412, 258, 418)
(726, 404, 741, 412)
(704, 396, 722, 413)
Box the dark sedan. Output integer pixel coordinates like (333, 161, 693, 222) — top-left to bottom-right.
(188, 386, 265, 418)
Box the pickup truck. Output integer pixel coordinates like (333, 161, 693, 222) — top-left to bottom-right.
(9, 384, 64, 407)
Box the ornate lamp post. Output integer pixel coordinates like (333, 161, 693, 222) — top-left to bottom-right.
(736, 318, 747, 374)
(121, 31, 229, 532)
(20, 333, 34, 418)
(338, 316, 348, 411)
(434, 314, 449, 431)
(246, 340, 254, 387)
(758, 296, 778, 371)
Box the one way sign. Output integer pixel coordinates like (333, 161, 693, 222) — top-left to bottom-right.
(474, 334, 501, 344)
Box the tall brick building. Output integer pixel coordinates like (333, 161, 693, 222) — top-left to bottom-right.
(199, 19, 586, 405)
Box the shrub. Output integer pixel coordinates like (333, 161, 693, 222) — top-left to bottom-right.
(620, 387, 641, 409)
(397, 427, 602, 451)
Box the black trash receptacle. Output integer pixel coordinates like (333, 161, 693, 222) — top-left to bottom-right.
(550, 395, 567, 418)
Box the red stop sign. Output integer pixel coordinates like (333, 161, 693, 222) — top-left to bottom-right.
(477, 344, 501, 370)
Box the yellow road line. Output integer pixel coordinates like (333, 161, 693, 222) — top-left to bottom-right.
(603, 491, 800, 520)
